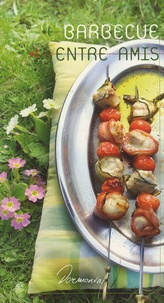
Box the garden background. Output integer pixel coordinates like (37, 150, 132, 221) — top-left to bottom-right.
(1, 0, 164, 302)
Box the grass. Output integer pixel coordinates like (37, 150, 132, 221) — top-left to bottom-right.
(0, 0, 164, 302)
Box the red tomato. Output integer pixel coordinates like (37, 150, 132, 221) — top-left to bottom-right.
(101, 178, 124, 193)
(97, 142, 121, 158)
(136, 193, 160, 212)
(130, 120, 151, 133)
(99, 108, 121, 122)
(133, 155, 156, 171)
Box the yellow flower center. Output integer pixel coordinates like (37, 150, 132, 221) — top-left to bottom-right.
(32, 190, 38, 196)
(14, 163, 20, 168)
(7, 201, 14, 208)
(2, 209, 8, 215)
(16, 218, 23, 223)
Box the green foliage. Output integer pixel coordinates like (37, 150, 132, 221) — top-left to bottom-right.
(11, 183, 28, 201)
(14, 133, 33, 154)
(5, 106, 52, 170)
(0, 138, 16, 170)
(28, 142, 49, 166)
(33, 115, 51, 146)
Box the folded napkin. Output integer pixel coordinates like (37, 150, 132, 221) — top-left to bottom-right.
(28, 41, 164, 294)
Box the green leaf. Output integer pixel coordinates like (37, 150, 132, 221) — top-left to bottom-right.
(16, 124, 33, 133)
(1, 149, 11, 155)
(0, 154, 8, 163)
(14, 133, 33, 153)
(14, 282, 28, 299)
(1, 139, 16, 156)
(28, 142, 49, 166)
(32, 297, 40, 303)
(11, 183, 28, 201)
(33, 116, 50, 147)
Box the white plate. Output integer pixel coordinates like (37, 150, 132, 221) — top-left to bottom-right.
(56, 39, 164, 273)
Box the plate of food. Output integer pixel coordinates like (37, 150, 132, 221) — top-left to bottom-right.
(56, 39, 164, 273)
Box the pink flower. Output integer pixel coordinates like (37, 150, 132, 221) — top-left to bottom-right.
(25, 184, 45, 202)
(24, 169, 39, 176)
(1, 196, 21, 212)
(11, 213, 31, 230)
(33, 175, 46, 188)
(0, 206, 14, 220)
(8, 157, 26, 169)
(0, 172, 7, 183)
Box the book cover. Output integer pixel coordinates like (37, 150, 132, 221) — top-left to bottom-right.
(1, 1, 164, 302)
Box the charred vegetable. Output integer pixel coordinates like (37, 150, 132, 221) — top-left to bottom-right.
(95, 156, 124, 182)
(123, 86, 164, 122)
(125, 169, 157, 195)
(93, 78, 121, 108)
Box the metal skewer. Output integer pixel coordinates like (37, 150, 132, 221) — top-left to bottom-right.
(136, 237, 147, 303)
(139, 236, 144, 295)
(102, 220, 112, 301)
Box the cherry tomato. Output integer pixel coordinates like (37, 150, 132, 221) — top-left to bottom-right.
(101, 178, 124, 193)
(136, 193, 160, 211)
(130, 120, 151, 133)
(99, 108, 121, 122)
(97, 141, 121, 158)
(133, 155, 156, 171)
